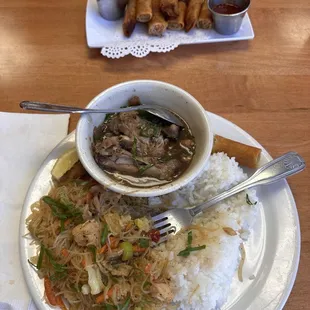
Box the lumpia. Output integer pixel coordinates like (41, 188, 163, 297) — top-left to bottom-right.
(136, 0, 152, 23)
(160, 0, 179, 18)
(168, 1, 187, 30)
(185, 0, 203, 32)
(123, 0, 137, 37)
(148, 0, 168, 36)
(212, 135, 262, 168)
(197, 1, 213, 29)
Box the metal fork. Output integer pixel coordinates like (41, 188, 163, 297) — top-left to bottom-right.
(152, 152, 305, 243)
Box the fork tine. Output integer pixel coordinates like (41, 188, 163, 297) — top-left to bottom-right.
(153, 219, 171, 229)
(151, 211, 171, 223)
(158, 235, 169, 244)
(159, 226, 176, 236)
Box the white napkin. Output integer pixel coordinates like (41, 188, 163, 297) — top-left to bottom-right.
(0, 112, 70, 310)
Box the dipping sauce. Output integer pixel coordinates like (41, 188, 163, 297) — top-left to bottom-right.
(212, 3, 242, 14)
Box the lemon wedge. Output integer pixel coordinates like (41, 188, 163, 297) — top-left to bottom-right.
(51, 147, 79, 181)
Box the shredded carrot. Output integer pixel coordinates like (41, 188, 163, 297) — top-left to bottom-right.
(81, 258, 86, 268)
(133, 245, 146, 253)
(95, 286, 115, 304)
(44, 277, 58, 306)
(144, 263, 152, 274)
(125, 222, 133, 231)
(84, 192, 93, 203)
(61, 248, 69, 257)
(109, 236, 120, 249)
(98, 244, 108, 254)
(55, 295, 67, 310)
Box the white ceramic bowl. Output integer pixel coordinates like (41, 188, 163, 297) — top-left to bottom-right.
(76, 80, 213, 197)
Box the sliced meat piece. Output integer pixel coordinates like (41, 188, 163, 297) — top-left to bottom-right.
(143, 159, 181, 180)
(119, 135, 134, 150)
(106, 249, 124, 262)
(150, 283, 174, 302)
(162, 124, 180, 139)
(117, 111, 141, 137)
(108, 263, 132, 277)
(72, 220, 101, 247)
(136, 136, 167, 158)
(115, 156, 135, 165)
(180, 139, 195, 149)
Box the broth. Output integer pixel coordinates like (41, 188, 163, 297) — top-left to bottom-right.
(92, 97, 196, 187)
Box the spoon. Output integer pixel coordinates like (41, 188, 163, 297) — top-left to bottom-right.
(19, 101, 184, 127)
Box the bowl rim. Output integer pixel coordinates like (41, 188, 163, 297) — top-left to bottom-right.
(76, 80, 213, 197)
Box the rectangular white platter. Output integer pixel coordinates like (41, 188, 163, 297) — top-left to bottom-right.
(86, 0, 255, 58)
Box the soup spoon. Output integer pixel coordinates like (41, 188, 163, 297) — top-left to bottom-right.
(19, 101, 184, 127)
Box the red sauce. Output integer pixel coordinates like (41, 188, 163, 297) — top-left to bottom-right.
(213, 3, 242, 14)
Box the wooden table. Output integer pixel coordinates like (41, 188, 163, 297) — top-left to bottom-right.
(1, 0, 309, 308)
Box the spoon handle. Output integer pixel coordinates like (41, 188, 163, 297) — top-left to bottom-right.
(20, 101, 137, 114)
(193, 151, 306, 215)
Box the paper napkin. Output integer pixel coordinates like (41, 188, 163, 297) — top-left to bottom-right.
(0, 112, 69, 310)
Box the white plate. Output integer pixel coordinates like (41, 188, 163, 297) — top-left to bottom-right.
(19, 112, 300, 310)
(86, 0, 255, 58)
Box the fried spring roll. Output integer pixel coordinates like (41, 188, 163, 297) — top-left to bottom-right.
(160, 0, 179, 18)
(197, 1, 213, 29)
(168, 1, 187, 30)
(148, 0, 168, 36)
(136, 0, 152, 23)
(212, 135, 262, 168)
(123, 0, 137, 37)
(185, 0, 203, 32)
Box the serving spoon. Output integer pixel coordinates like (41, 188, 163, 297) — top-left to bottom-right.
(19, 101, 184, 127)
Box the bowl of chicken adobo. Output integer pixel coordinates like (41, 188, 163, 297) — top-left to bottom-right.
(76, 80, 213, 197)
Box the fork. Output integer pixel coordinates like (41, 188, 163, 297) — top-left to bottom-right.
(152, 152, 305, 243)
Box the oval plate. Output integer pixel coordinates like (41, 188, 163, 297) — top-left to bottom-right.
(20, 112, 300, 310)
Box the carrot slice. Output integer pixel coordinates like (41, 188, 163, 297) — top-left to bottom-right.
(95, 286, 115, 304)
(61, 248, 69, 257)
(144, 263, 152, 274)
(98, 244, 108, 254)
(133, 245, 146, 253)
(44, 277, 58, 306)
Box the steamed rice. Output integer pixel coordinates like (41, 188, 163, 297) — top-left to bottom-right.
(149, 153, 261, 310)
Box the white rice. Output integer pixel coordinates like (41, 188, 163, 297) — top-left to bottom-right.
(149, 153, 261, 310)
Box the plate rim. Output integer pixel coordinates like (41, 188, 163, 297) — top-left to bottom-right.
(19, 112, 300, 310)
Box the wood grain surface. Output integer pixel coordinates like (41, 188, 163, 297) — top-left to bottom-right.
(0, 0, 309, 308)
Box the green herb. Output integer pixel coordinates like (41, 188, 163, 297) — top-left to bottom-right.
(138, 238, 150, 248)
(101, 224, 109, 245)
(37, 244, 45, 270)
(139, 122, 161, 138)
(138, 164, 153, 175)
(177, 231, 206, 257)
(103, 304, 117, 310)
(44, 248, 67, 280)
(89, 245, 97, 262)
(178, 245, 206, 257)
(143, 281, 152, 289)
(118, 296, 131, 310)
(70, 283, 81, 292)
(60, 219, 65, 232)
(246, 194, 257, 206)
(43, 196, 82, 220)
(132, 137, 137, 159)
(104, 113, 115, 123)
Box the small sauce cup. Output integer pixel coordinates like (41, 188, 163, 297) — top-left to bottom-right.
(208, 0, 251, 35)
